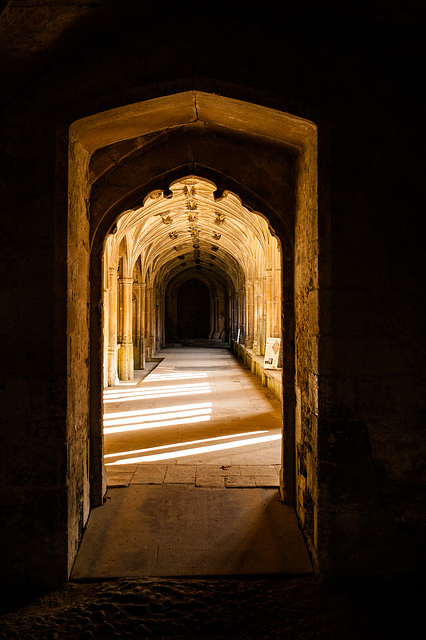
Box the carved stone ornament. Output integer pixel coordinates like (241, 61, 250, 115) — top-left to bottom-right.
(188, 224, 200, 238)
(155, 211, 173, 224)
(184, 185, 198, 211)
(183, 185, 196, 197)
(214, 212, 226, 225)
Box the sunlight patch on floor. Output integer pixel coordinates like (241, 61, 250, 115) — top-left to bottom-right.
(106, 433, 281, 464)
(104, 429, 269, 459)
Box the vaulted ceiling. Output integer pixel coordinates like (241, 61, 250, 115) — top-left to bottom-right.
(106, 176, 279, 293)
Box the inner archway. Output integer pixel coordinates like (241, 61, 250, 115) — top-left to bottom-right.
(97, 175, 289, 576)
(177, 278, 210, 340)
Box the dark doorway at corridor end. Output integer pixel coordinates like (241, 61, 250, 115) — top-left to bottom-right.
(177, 278, 210, 340)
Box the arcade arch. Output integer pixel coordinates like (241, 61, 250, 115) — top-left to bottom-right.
(102, 176, 283, 386)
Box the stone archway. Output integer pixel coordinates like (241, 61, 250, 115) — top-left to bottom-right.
(68, 91, 318, 573)
(176, 278, 210, 340)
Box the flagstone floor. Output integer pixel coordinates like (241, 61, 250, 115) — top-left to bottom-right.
(104, 345, 283, 489)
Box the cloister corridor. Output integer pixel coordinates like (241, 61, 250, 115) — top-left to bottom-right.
(104, 346, 282, 489)
(72, 345, 313, 579)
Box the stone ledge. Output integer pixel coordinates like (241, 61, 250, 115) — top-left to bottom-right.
(232, 341, 283, 402)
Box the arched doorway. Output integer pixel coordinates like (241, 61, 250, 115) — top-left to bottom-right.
(176, 278, 210, 340)
(67, 91, 318, 573)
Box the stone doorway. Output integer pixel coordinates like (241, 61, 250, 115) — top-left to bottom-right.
(68, 91, 318, 576)
(177, 278, 210, 341)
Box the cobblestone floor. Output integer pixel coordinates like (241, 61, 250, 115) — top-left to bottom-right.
(0, 576, 419, 639)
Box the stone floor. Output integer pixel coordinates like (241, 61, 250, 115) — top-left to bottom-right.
(71, 346, 311, 581)
(104, 346, 283, 490)
(71, 484, 312, 580)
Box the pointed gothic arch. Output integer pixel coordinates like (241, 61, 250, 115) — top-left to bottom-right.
(67, 91, 319, 572)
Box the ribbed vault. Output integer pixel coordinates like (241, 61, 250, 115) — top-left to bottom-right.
(105, 175, 277, 290)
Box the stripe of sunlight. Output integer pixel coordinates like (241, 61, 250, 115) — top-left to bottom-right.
(103, 388, 211, 403)
(104, 402, 212, 421)
(104, 406, 212, 429)
(144, 372, 209, 381)
(103, 382, 210, 397)
(104, 430, 269, 459)
(103, 382, 210, 400)
(106, 434, 281, 464)
(104, 412, 212, 435)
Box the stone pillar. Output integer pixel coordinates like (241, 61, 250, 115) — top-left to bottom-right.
(237, 290, 242, 342)
(158, 287, 166, 348)
(103, 281, 109, 389)
(132, 282, 141, 369)
(117, 277, 134, 380)
(253, 278, 262, 355)
(265, 268, 273, 338)
(209, 294, 214, 339)
(213, 295, 220, 339)
(260, 276, 267, 354)
(233, 293, 239, 342)
(245, 280, 254, 348)
(271, 260, 280, 338)
(140, 283, 146, 369)
(155, 287, 161, 352)
(146, 286, 155, 360)
(107, 267, 118, 386)
(240, 288, 246, 343)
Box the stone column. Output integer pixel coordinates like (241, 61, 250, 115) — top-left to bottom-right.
(233, 293, 239, 342)
(103, 282, 109, 389)
(260, 276, 267, 354)
(117, 277, 134, 380)
(155, 287, 161, 353)
(245, 280, 254, 348)
(132, 282, 141, 369)
(146, 286, 155, 360)
(213, 295, 220, 339)
(209, 295, 215, 339)
(265, 268, 273, 338)
(240, 288, 246, 343)
(107, 267, 118, 386)
(158, 287, 166, 348)
(236, 290, 242, 342)
(140, 283, 146, 369)
(253, 278, 262, 355)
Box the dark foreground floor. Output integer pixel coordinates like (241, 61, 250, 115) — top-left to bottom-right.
(0, 575, 422, 639)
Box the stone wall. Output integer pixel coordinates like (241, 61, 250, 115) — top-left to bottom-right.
(0, 2, 425, 590)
